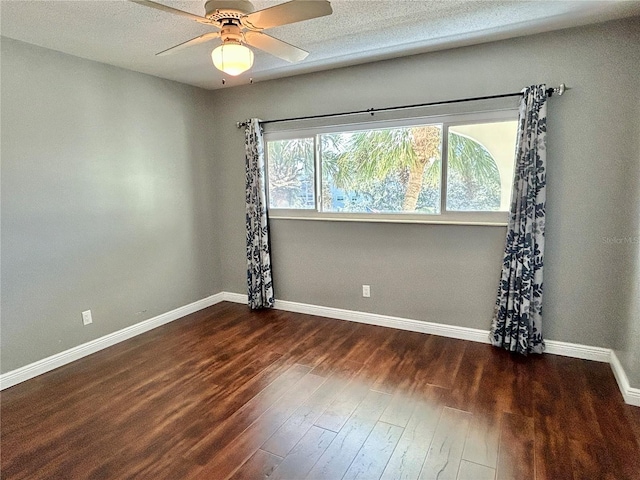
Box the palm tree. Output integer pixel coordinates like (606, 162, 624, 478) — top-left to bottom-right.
(330, 125, 500, 212)
(447, 131, 501, 208)
(266, 138, 314, 208)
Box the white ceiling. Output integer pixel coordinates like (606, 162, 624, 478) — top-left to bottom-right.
(2, 0, 639, 90)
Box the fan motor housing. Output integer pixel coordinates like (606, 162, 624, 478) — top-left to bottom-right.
(219, 24, 244, 43)
(204, 0, 255, 21)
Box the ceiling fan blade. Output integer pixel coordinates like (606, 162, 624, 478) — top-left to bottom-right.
(129, 0, 216, 26)
(156, 32, 220, 56)
(242, 0, 332, 30)
(244, 31, 309, 63)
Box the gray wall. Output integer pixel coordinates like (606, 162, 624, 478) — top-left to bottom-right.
(211, 18, 640, 352)
(1, 38, 221, 373)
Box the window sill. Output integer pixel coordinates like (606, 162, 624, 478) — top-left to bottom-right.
(268, 214, 508, 227)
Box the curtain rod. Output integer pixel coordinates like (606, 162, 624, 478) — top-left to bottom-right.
(236, 84, 566, 128)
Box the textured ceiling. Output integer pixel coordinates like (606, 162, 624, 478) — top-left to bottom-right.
(2, 0, 640, 90)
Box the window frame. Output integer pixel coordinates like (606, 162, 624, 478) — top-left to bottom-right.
(264, 109, 518, 226)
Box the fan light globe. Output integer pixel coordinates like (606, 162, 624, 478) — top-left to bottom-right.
(211, 43, 254, 76)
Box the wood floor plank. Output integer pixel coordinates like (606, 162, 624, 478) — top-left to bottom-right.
(534, 414, 574, 480)
(362, 345, 402, 395)
(295, 320, 362, 371)
(279, 318, 355, 369)
(381, 386, 445, 480)
(370, 330, 431, 395)
(554, 357, 604, 444)
(496, 412, 534, 480)
(196, 372, 326, 479)
(313, 373, 372, 432)
(310, 324, 388, 375)
(188, 363, 313, 464)
(269, 426, 336, 480)
(341, 323, 398, 365)
(419, 407, 471, 480)
(568, 439, 622, 480)
(579, 365, 640, 479)
(342, 421, 404, 480)
(228, 449, 283, 480)
(262, 362, 361, 457)
(473, 348, 518, 416)
(461, 412, 501, 469)
(380, 390, 418, 428)
(457, 460, 495, 480)
(416, 336, 467, 390)
(444, 342, 490, 412)
(305, 389, 391, 479)
(625, 404, 640, 451)
(262, 316, 323, 356)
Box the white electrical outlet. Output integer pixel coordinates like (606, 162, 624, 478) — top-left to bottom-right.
(362, 285, 371, 298)
(82, 310, 93, 326)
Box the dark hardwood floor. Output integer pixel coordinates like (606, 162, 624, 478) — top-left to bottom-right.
(2, 302, 639, 479)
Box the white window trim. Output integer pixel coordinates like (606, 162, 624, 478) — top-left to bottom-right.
(264, 109, 518, 226)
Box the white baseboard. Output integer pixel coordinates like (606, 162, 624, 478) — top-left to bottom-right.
(610, 351, 640, 407)
(0, 293, 225, 390)
(544, 340, 611, 363)
(276, 298, 491, 343)
(223, 292, 611, 361)
(224, 292, 489, 343)
(3, 290, 637, 407)
(223, 292, 249, 304)
(223, 293, 489, 342)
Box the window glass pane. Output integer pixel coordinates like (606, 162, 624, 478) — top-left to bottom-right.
(266, 138, 315, 209)
(446, 121, 518, 212)
(320, 124, 442, 214)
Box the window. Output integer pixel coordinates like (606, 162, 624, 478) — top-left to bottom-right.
(265, 110, 518, 224)
(320, 124, 443, 214)
(267, 138, 315, 209)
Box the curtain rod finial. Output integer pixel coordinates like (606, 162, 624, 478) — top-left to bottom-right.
(548, 83, 567, 97)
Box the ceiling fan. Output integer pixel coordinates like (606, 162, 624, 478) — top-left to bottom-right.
(130, 0, 333, 76)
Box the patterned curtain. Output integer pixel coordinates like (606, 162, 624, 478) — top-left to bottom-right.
(244, 119, 275, 309)
(490, 85, 548, 354)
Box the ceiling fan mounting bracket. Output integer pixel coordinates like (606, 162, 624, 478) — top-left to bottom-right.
(204, 0, 254, 22)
